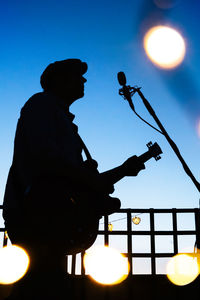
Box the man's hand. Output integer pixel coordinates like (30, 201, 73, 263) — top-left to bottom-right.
(122, 155, 145, 176)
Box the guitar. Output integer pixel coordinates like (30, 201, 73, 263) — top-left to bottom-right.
(63, 141, 163, 254)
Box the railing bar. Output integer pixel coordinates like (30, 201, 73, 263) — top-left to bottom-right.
(0, 206, 196, 212)
(172, 209, 178, 254)
(65, 255, 68, 274)
(104, 215, 109, 246)
(81, 251, 85, 275)
(127, 210, 133, 274)
(71, 254, 76, 275)
(3, 232, 8, 247)
(194, 208, 200, 249)
(106, 208, 198, 213)
(150, 209, 156, 275)
(97, 230, 197, 235)
(122, 253, 177, 257)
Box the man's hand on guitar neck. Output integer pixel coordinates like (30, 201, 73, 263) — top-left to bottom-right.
(122, 155, 145, 176)
(82, 156, 145, 195)
(99, 155, 145, 189)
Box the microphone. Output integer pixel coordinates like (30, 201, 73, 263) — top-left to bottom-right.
(117, 71, 131, 101)
(117, 71, 137, 109)
(117, 72, 126, 86)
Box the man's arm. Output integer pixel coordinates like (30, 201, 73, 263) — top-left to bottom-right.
(99, 155, 145, 187)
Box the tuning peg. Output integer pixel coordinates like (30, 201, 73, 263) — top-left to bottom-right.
(147, 141, 153, 148)
(155, 155, 161, 161)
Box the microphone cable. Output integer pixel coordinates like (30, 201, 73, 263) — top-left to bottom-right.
(119, 85, 164, 135)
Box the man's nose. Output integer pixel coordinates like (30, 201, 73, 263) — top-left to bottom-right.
(82, 77, 87, 83)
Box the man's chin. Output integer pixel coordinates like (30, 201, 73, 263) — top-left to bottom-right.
(77, 90, 84, 98)
(73, 92, 84, 102)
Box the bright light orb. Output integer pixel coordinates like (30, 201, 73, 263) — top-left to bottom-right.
(84, 246, 129, 285)
(166, 253, 199, 286)
(144, 26, 186, 69)
(0, 245, 30, 284)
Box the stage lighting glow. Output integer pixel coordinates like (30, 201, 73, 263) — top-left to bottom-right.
(154, 0, 179, 9)
(83, 245, 129, 285)
(197, 120, 200, 137)
(166, 253, 199, 286)
(144, 26, 186, 69)
(0, 245, 30, 284)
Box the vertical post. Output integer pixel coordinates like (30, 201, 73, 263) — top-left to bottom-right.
(104, 215, 110, 300)
(71, 254, 76, 275)
(65, 255, 68, 274)
(195, 208, 200, 249)
(172, 209, 178, 254)
(3, 231, 8, 247)
(104, 214, 109, 246)
(127, 210, 133, 275)
(81, 251, 86, 276)
(150, 209, 155, 275)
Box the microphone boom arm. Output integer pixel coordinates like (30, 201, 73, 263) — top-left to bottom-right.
(119, 84, 200, 193)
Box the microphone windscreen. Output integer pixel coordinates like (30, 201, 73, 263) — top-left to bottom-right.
(117, 72, 126, 86)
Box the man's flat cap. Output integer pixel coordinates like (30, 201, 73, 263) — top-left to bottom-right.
(40, 59, 88, 90)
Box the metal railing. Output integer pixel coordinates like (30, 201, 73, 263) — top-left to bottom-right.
(66, 208, 200, 276)
(1, 206, 200, 276)
(0, 205, 7, 247)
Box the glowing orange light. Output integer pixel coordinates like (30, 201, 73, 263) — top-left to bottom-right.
(132, 216, 141, 225)
(108, 223, 113, 232)
(0, 245, 30, 284)
(84, 246, 129, 285)
(144, 26, 186, 69)
(166, 253, 200, 286)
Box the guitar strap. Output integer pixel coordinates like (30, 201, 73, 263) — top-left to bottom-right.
(77, 133, 99, 171)
(70, 120, 93, 161)
(76, 133, 93, 161)
(77, 132, 121, 217)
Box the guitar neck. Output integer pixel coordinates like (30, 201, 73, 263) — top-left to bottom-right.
(138, 150, 154, 164)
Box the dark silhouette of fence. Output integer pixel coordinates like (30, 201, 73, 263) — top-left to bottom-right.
(1, 206, 200, 299)
(65, 208, 200, 276)
(1, 206, 200, 275)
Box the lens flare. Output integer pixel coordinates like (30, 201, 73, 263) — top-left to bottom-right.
(0, 245, 30, 284)
(83, 246, 129, 285)
(154, 0, 179, 9)
(144, 25, 186, 69)
(166, 253, 200, 286)
(197, 119, 200, 137)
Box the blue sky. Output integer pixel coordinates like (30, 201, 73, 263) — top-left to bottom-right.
(0, 0, 200, 222)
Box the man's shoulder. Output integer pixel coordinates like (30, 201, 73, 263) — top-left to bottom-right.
(21, 92, 55, 115)
(23, 92, 50, 108)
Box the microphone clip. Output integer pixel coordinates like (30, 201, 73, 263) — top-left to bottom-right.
(119, 85, 141, 101)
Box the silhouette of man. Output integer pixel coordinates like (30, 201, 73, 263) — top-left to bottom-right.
(3, 59, 145, 298)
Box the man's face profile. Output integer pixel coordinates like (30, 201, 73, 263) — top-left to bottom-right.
(54, 73, 87, 104)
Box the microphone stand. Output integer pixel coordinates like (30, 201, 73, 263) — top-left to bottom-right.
(119, 83, 200, 252)
(119, 85, 200, 194)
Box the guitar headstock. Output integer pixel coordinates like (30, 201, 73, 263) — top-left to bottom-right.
(146, 141, 163, 161)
